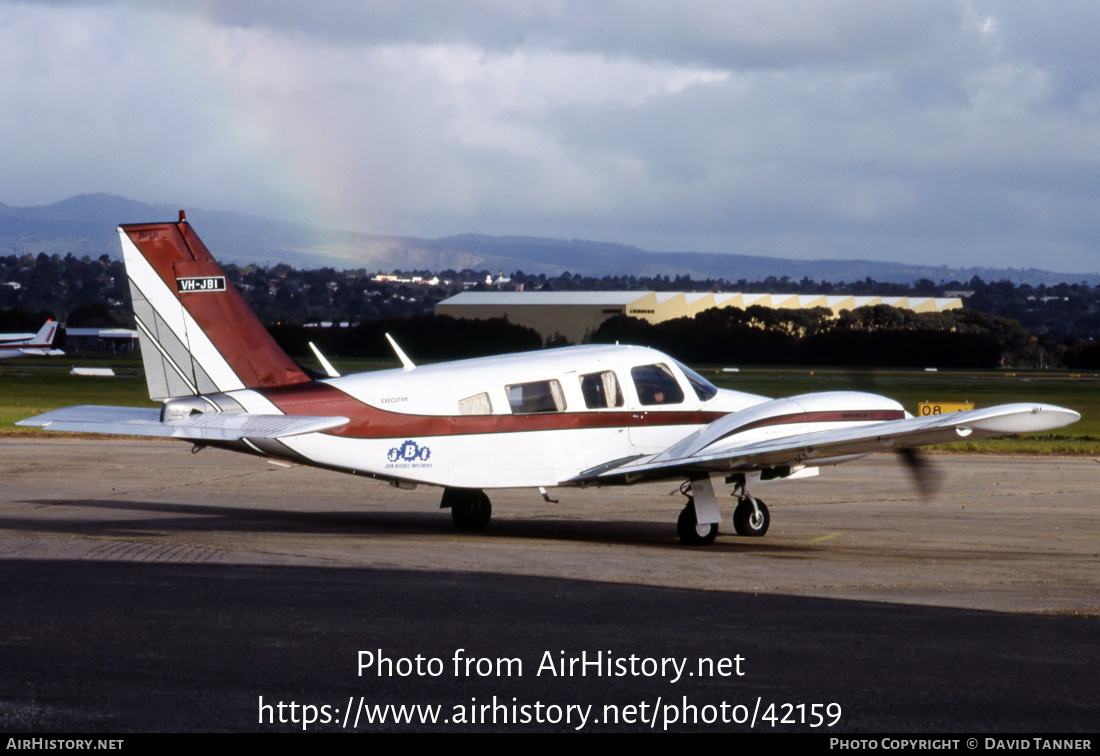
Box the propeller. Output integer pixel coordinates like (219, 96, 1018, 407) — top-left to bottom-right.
(842, 367, 942, 499)
(898, 446, 943, 499)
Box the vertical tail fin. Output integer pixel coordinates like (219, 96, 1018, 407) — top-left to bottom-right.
(32, 320, 58, 347)
(120, 212, 311, 400)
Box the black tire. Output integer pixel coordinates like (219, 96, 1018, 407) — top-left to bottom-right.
(444, 488, 492, 530)
(677, 500, 718, 546)
(733, 497, 769, 537)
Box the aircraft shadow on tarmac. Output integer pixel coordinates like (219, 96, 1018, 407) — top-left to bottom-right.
(11, 496, 821, 552)
(5, 495, 1062, 563)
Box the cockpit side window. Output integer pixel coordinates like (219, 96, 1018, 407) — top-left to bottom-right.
(630, 363, 685, 406)
(506, 379, 567, 413)
(579, 370, 624, 409)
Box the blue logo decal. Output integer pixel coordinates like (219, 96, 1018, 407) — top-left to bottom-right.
(387, 440, 431, 463)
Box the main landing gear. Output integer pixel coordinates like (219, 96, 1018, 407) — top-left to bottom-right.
(441, 487, 492, 530)
(677, 498, 719, 546)
(676, 479, 720, 546)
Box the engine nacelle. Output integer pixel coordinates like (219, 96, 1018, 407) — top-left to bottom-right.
(656, 391, 907, 462)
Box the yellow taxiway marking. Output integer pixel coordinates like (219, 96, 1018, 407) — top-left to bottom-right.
(808, 532, 843, 543)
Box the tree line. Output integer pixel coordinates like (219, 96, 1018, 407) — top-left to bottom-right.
(591, 305, 1041, 369)
(2, 250, 1098, 367)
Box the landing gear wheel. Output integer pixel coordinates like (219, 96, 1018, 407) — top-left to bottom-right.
(443, 488, 492, 530)
(733, 496, 769, 537)
(677, 499, 718, 546)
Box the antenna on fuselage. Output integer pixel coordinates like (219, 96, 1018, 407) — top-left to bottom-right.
(308, 342, 341, 378)
(386, 333, 416, 371)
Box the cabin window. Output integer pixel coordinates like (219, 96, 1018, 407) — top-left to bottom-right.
(673, 359, 719, 401)
(458, 392, 493, 415)
(506, 379, 567, 413)
(630, 363, 685, 406)
(579, 370, 624, 409)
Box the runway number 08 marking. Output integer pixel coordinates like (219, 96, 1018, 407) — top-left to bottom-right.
(917, 401, 974, 416)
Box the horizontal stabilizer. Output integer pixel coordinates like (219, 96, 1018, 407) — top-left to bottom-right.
(18, 348, 65, 357)
(17, 405, 348, 441)
(578, 403, 1080, 483)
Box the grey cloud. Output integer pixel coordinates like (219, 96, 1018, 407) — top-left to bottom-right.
(2, 0, 1099, 273)
(40, 0, 970, 69)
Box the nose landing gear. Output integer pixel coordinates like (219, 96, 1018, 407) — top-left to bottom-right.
(732, 495, 770, 537)
(730, 476, 769, 537)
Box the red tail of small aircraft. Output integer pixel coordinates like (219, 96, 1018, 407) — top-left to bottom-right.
(120, 211, 311, 400)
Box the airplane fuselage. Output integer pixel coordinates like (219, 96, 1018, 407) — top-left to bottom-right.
(181, 344, 906, 489)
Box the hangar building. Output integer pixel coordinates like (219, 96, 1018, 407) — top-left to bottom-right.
(435, 291, 962, 344)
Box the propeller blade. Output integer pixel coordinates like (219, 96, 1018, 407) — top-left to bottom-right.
(898, 447, 942, 498)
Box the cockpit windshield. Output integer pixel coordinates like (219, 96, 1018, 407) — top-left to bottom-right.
(673, 359, 719, 402)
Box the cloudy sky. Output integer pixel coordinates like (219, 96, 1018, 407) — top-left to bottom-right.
(3, 1, 1099, 272)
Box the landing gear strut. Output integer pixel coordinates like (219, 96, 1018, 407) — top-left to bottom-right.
(441, 487, 492, 530)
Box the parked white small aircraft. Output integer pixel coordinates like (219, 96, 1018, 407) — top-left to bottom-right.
(19, 214, 1080, 544)
(0, 320, 64, 359)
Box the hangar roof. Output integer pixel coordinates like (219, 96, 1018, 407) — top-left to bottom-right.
(440, 291, 641, 306)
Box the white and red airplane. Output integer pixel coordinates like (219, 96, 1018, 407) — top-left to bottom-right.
(19, 213, 1080, 544)
(0, 320, 64, 359)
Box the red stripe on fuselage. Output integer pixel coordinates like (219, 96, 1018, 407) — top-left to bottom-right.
(258, 382, 727, 439)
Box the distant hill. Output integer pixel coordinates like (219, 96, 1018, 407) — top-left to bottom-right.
(420, 234, 1099, 287)
(0, 194, 1095, 286)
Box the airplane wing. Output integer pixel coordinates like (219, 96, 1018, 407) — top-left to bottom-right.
(575, 403, 1080, 484)
(17, 405, 349, 442)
